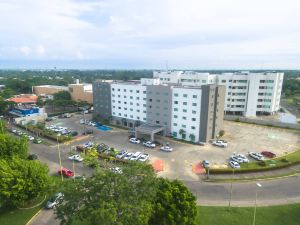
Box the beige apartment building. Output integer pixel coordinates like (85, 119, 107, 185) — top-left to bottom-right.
(68, 80, 93, 104)
(33, 85, 68, 96)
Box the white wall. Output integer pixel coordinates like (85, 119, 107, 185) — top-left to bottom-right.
(111, 83, 147, 122)
(171, 87, 202, 142)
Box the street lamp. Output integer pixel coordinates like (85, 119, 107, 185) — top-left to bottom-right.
(253, 183, 262, 225)
(57, 134, 64, 182)
(228, 168, 235, 208)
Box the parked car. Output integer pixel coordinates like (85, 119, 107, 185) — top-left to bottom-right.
(130, 152, 142, 161)
(82, 129, 93, 135)
(236, 154, 249, 163)
(28, 135, 35, 141)
(138, 153, 149, 162)
(88, 121, 97, 126)
(160, 145, 173, 152)
(33, 138, 42, 144)
(116, 150, 128, 159)
(97, 143, 110, 153)
(229, 161, 240, 169)
(143, 141, 156, 148)
(58, 168, 74, 177)
(11, 129, 17, 134)
(212, 140, 228, 148)
(261, 151, 276, 158)
(123, 152, 134, 160)
(202, 160, 210, 168)
(129, 137, 141, 144)
(28, 154, 38, 160)
(230, 155, 244, 164)
(249, 152, 265, 161)
(45, 192, 64, 209)
(68, 154, 83, 162)
(111, 167, 123, 174)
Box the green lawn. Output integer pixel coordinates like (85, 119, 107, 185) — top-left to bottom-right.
(197, 204, 300, 225)
(0, 205, 42, 225)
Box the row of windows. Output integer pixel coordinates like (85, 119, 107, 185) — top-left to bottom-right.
(221, 79, 247, 83)
(149, 99, 169, 103)
(174, 93, 198, 98)
(173, 116, 197, 121)
(173, 102, 197, 108)
(173, 123, 196, 129)
(112, 100, 146, 106)
(180, 79, 208, 83)
(258, 92, 273, 96)
(148, 105, 169, 110)
(259, 86, 273, 90)
(112, 106, 147, 113)
(260, 80, 274, 83)
(173, 109, 197, 114)
(112, 88, 146, 94)
(257, 105, 271, 109)
(112, 95, 146, 100)
(112, 112, 146, 120)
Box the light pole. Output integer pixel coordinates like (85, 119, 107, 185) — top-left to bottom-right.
(57, 134, 64, 182)
(228, 168, 235, 208)
(253, 183, 262, 225)
(83, 110, 86, 135)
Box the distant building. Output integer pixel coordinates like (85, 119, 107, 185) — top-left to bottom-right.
(93, 78, 225, 142)
(68, 79, 93, 104)
(154, 71, 284, 117)
(9, 104, 47, 125)
(8, 94, 38, 104)
(0, 84, 5, 90)
(33, 85, 68, 96)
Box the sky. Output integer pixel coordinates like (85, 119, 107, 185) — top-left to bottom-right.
(0, 0, 300, 69)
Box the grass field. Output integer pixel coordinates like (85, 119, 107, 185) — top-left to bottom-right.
(197, 203, 300, 225)
(0, 206, 42, 225)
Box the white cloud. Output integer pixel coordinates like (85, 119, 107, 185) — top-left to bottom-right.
(20, 46, 31, 56)
(0, 0, 300, 68)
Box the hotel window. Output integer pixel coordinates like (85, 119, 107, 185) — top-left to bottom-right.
(183, 94, 188, 98)
(193, 95, 197, 98)
(192, 103, 197, 106)
(183, 102, 187, 105)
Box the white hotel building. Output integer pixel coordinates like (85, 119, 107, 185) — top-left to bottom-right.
(93, 78, 225, 143)
(154, 71, 284, 117)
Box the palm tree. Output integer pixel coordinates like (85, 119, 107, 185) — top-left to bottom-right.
(179, 129, 186, 139)
(189, 134, 195, 142)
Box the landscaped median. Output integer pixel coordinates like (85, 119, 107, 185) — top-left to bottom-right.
(208, 149, 300, 174)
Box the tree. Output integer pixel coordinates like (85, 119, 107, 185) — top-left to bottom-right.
(0, 97, 15, 115)
(149, 178, 197, 225)
(36, 96, 44, 107)
(54, 91, 71, 101)
(0, 157, 50, 207)
(218, 130, 225, 138)
(0, 133, 28, 160)
(0, 87, 15, 98)
(55, 163, 158, 225)
(179, 129, 186, 139)
(189, 134, 195, 142)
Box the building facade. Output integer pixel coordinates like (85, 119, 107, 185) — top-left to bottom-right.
(93, 79, 224, 142)
(154, 71, 284, 117)
(33, 85, 68, 96)
(68, 80, 93, 104)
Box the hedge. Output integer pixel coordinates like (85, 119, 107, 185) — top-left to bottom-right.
(208, 149, 300, 174)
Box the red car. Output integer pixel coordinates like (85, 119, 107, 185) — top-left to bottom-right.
(261, 151, 276, 158)
(58, 168, 74, 177)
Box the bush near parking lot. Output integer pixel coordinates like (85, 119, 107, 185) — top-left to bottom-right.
(209, 149, 300, 174)
(17, 124, 72, 143)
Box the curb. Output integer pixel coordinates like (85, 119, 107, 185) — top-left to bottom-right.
(25, 209, 42, 225)
(18, 195, 47, 210)
(204, 171, 300, 183)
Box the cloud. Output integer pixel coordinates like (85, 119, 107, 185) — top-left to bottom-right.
(20, 46, 31, 56)
(0, 0, 300, 69)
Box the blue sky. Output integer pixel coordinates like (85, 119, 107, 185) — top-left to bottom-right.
(0, 0, 300, 69)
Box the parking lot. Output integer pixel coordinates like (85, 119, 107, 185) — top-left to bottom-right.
(46, 114, 300, 182)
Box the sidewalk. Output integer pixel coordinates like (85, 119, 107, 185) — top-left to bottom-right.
(206, 163, 300, 181)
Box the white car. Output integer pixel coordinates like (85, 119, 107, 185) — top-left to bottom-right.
(236, 154, 249, 163)
(28, 136, 35, 141)
(111, 167, 122, 174)
(129, 137, 140, 144)
(143, 141, 156, 148)
(230, 155, 244, 163)
(160, 145, 173, 152)
(130, 152, 142, 161)
(123, 152, 134, 160)
(88, 121, 97, 126)
(12, 129, 17, 133)
(229, 161, 240, 169)
(138, 153, 149, 162)
(68, 154, 83, 162)
(212, 140, 228, 148)
(249, 152, 264, 161)
(80, 119, 85, 124)
(116, 150, 128, 159)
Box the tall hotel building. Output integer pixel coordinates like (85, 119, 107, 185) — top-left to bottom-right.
(93, 78, 225, 143)
(154, 71, 284, 117)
